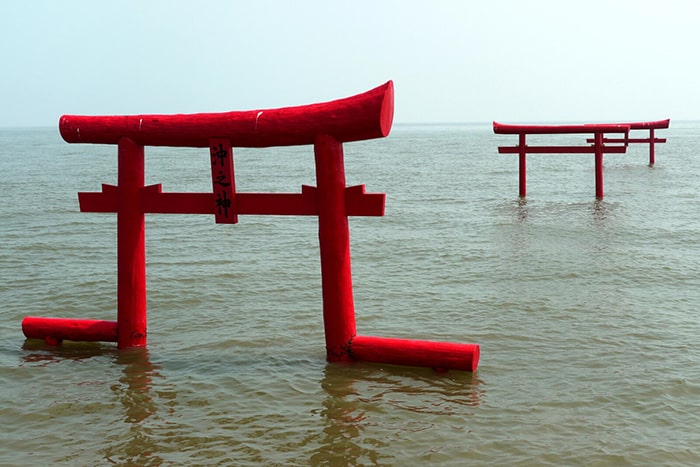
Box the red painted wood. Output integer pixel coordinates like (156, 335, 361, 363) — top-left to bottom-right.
(587, 137, 666, 144)
(499, 145, 627, 154)
(314, 134, 356, 361)
(78, 184, 119, 212)
(59, 82, 394, 148)
(351, 335, 480, 372)
(29, 80, 485, 373)
(492, 120, 664, 197)
(117, 137, 147, 348)
(519, 133, 526, 197)
(620, 118, 670, 130)
(582, 120, 669, 165)
(493, 121, 630, 134)
(344, 185, 385, 216)
(22, 316, 118, 343)
(80, 184, 384, 217)
(141, 191, 317, 216)
(594, 132, 604, 198)
(209, 138, 237, 223)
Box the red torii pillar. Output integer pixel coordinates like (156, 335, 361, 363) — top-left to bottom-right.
(117, 137, 147, 346)
(314, 134, 357, 360)
(22, 81, 480, 372)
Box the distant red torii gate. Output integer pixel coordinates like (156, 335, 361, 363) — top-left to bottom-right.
(494, 122, 631, 198)
(22, 81, 480, 372)
(585, 119, 670, 165)
(494, 119, 669, 198)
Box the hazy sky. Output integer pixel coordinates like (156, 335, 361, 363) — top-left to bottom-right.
(1, 0, 698, 127)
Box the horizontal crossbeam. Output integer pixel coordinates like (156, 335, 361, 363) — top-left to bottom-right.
(585, 137, 667, 144)
(78, 184, 385, 217)
(498, 145, 627, 154)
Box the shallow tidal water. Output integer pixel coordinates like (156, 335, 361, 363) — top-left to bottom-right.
(1, 122, 699, 465)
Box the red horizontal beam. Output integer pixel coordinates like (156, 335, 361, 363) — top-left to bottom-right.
(498, 145, 627, 154)
(344, 184, 386, 216)
(22, 316, 118, 343)
(79, 184, 385, 216)
(586, 137, 667, 144)
(78, 184, 118, 212)
(59, 81, 394, 148)
(350, 335, 480, 372)
(141, 191, 320, 216)
(493, 121, 630, 135)
(613, 118, 670, 130)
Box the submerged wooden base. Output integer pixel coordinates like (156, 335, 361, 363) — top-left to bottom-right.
(351, 335, 480, 372)
(22, 316, 118, 345)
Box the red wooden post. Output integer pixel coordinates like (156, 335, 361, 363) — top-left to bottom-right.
(518, 133, 527, 197)
(314, 134, 356, 361)
(593, 132, 604, 198)
(649, 128, 656, 165)
(117, 137, 147, 348)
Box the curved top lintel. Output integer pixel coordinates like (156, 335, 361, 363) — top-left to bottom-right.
(493, 121, 631, 135)
(60, 81, 394, 148)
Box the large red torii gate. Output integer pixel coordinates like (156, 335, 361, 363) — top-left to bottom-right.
(22, 81, 480, 372)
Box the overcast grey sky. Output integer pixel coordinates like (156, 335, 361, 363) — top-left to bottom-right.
(1, 0, 698, 127)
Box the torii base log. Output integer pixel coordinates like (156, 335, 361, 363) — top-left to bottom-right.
(351, 335, 480, 372)
(22, 316, 118, 345)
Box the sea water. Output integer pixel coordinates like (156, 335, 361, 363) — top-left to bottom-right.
(1, 123, 698, 465)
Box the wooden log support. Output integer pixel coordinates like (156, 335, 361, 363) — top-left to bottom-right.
(22, 317, 118, 344)
(351, 335, 480, 372)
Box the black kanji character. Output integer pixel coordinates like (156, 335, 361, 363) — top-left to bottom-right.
(216, 191, 232, 217)
(211, 144, 228, 166)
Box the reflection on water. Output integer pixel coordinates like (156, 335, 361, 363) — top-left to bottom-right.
(506, 196, 613, 227)
(20, 340, 116, 367)
(311, 362, 485, 465)
(102, 348, 166, 466)
(515, 197, 529, 223)
(111, 348, 160, 424)
(19, 342, 167, 466)
(589, 198, 611, 226)
(311, 363, 385, 465)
